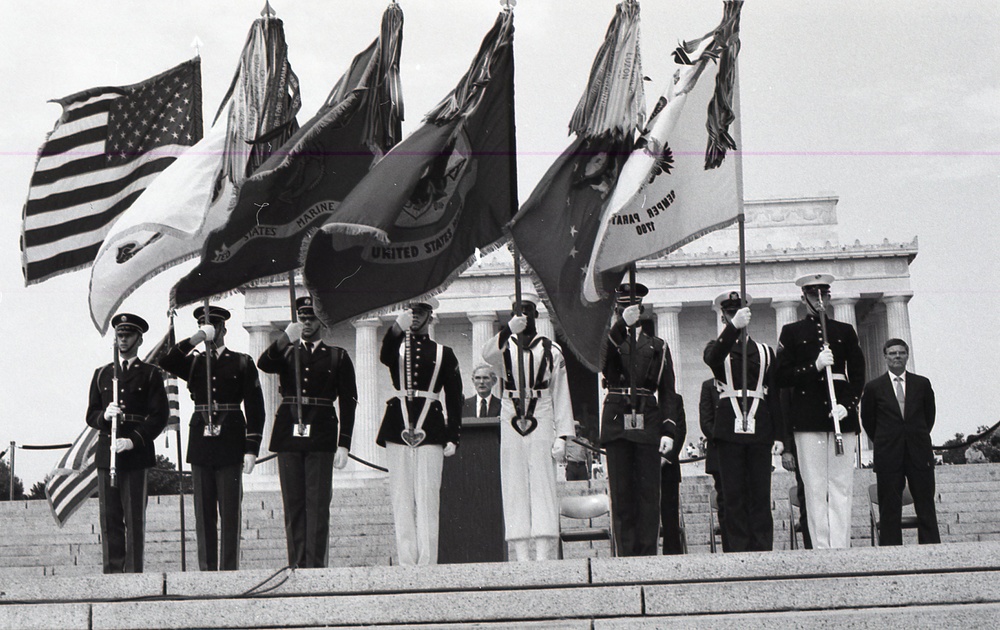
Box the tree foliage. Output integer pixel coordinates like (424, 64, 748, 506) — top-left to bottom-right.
(148, 455, 193, 496)
(0, 459, 26, 501)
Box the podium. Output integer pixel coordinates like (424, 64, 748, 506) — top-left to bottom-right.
(437, 416, 506, 563)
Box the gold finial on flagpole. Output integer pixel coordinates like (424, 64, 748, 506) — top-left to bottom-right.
(501, 0, 517, 11)
(261, 1, 276, 18)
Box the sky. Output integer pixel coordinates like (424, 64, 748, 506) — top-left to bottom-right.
(1, 0, 998, 489)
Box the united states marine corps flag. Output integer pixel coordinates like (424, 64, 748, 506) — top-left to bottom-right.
(302, 8, 515, 326)
(90, 7, 302, 332)
(171, 3, 404, 308)
(509, 0, 644, 371)
(584, 1, 744, 302)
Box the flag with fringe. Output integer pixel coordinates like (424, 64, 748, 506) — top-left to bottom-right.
(508, 0, 644, 370)
(21, 59, 202, 285)
(45, 323, 180, 527)
(303, 9, 515, 326)
(171, 4, 404, 309)
(88, 10, 301, 332)
(584, 1, 743, 299)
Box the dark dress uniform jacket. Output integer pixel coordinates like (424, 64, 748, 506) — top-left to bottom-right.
(775, 315, 865, 433)
(600, 319, 679, 446)
(159, 341, 266, 467)
(861, 372, 936, 473)
(378, 328, 463, 447)
(704, 324, 783, 445)
(86, 360, 169, 470)
(258, 340, 358, 453)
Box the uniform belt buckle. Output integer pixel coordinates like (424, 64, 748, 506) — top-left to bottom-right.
(624, 413, 644, 431)
(293, 423, 311, 438)
(204, 423, 222, 437)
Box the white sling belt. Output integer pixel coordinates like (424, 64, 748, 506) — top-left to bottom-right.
(394, 342, 444, 446)
(719, 340, 769, 435)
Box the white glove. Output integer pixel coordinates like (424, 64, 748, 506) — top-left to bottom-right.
(114, 438, 134, 453)
(831, 404, 848, 423)
(104, 403, 122, 421)
(508, 315, 527, 335)
(395, 310, 413, 332)
(443, 442, 457, 457)
(333, 446, 349, 470)
(815, 347, 834, 371)
(731, 307, 751, 330)
(781, 452, 797, 472)
(622, 304, 641, 327)
(772, 440, 785, 456)
(243, 453, 257, 475)
(659, 436, 674, 457)
(284, 322, 303, 343)
(551, 438, 566, 461)
(199, 324, 216, 343)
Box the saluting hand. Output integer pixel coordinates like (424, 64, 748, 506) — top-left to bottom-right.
(622, 305, 642, 327)
(508, 315, 527, 334)
(395, 310, 413, 332)
(284, 322, 303, 343)
(732, 307, 752, 330)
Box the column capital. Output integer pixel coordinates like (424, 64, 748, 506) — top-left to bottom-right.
(771, 297, 802, 309)
(352, 317, 381, 330)
(830, 295, 860, 306)
(653, 303, 683, 315)
(881, 293, 913, 304)
(467, 311, 498, 323)
(243, 321, 277, 335)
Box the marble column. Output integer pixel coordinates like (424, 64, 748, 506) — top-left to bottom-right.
(352, 318, 386, 475)
(831, 296, 859, 330)
(654, 305, 682, 391)
(245, 322, 280, 489)
(468, 312, 497, 366)
(883, 294, 915, 370)
(772, 299, 801, 339)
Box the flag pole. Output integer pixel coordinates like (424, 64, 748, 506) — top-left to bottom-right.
(506, 0, 526, 417)
(287, 272, 306, 437)
(202, 299, 217, 438)
(169, 309, 187, 571)
(111, 342, 121, 488)
(734, 52, 749, 429)
(627, 264, 639, 425)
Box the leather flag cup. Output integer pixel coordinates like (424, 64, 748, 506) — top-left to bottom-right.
(303, 10, 515, 326)
(171, 4, 404, 309)
(509, 1, 644, 371)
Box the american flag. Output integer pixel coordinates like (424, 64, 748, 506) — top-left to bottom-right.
(45, 323, 182, 527)
(21, 59, 203, 285)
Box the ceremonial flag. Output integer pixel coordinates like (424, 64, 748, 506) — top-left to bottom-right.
(584, 1, 744, 300)
(89, 11, 301, 333)
(303, 9, 515, 325)
(509, 0, 644, 370)
(44, 322, 182, 527)
(45, 427, 100, 527)
(21, 59, 202, 285)
(171, 4, 404, 308)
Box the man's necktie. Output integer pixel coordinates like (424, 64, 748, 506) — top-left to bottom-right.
(480, 398, 488, 418)
(894, 377, 905, 417)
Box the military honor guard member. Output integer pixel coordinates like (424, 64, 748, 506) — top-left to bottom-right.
(159, 305, 266, 571)
(483, 288, 575, 562)
(600, 283, 680, 557)
(378, 298, 463, 566)
(86, 313, 169, 573)
(257, 296, 358, 568)
(704, 291, 784, 552)
(861, 338, 940, 545)
(775, 273, 865, 549)
(698, 377, 727, 549)
(659, 392, 687, 555)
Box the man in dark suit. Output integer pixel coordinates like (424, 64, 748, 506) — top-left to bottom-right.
(86, 313, 169, 573)
(379, 297, 463, 566)
(861, 338, 939, 545)
(600, 283, 680, 557)
(775, 273, 865, 549)
(257, 296, 358, 568)
(704, 291, 783, 552)
(160, 305, 266, 571)
(463, 364, 501, 419)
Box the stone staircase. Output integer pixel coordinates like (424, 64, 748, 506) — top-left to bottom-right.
(2, 464, 1000, 577)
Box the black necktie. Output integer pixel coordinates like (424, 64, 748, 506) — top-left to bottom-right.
(480, 398, 488, 418)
